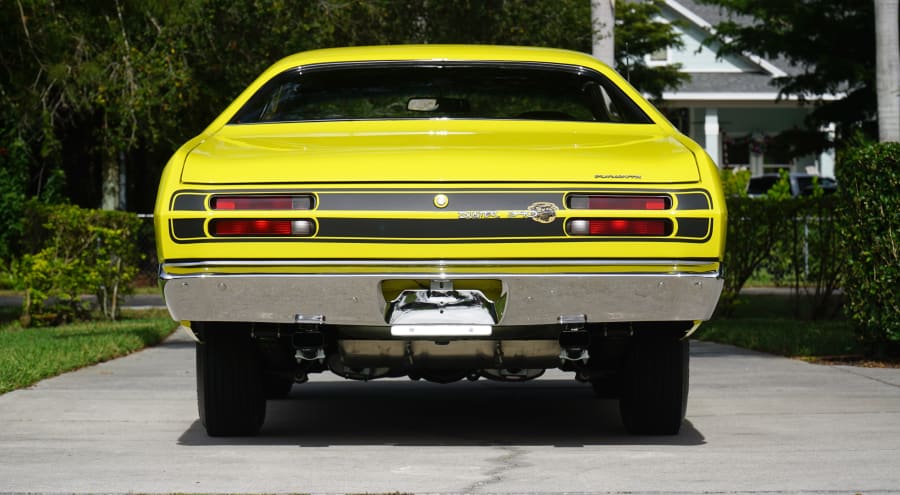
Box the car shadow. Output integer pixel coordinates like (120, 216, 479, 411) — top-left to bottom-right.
(177, 378, 705, 447)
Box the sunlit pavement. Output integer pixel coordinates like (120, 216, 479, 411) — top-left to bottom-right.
(1, 329, 899, 494)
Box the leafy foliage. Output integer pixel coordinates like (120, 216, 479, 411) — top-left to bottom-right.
(0, 0, 688, 214)
(718, 170, 844, 319)
(615, 0, 690, 99)
(719, 168, 751, 197)
(12, 204, 142, 326)
(718, 196, 793, 316)
(835, 143, 900, 352)
(0, 121, 65, 266)
(0, 1, 198, 207)
(0, 132, 30, 263)
(697, 0, 877, 148)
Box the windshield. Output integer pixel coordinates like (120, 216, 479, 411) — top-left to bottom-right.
(231, 62, 652, 124)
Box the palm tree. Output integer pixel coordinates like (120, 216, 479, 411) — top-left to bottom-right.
(875, 0, 900, 142)
(592, 0, 615, 66)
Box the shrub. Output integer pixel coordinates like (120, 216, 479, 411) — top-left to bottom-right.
(789, 195, 844, 319)
(717, 195, 794, 316)
(12, 203, 142, 326)
(719, 168, 751, 197)
(836, 142, 900, 353)
(718, 170, 844, 319)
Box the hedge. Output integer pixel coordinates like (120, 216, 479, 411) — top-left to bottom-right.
(836, 142, 900, 351)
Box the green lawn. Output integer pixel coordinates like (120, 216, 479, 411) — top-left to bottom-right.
(0, 309, 177, 395)
(696, 294, 858, 358)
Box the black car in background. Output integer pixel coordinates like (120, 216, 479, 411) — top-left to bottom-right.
(747, 173, 838, 197)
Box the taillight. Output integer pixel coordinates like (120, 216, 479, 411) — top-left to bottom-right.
(210, 219, 314, 236)
(211, 195, 313, 210)
(567, 219, 672, 236)
(568, 195, 670, 210)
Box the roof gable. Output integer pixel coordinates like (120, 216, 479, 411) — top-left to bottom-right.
(661, 0, 787, 77)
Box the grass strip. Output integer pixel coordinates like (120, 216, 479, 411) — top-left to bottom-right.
(696, 292, 859, 358)
(696, 318, 859, 358)
(0, 310, 177, 394)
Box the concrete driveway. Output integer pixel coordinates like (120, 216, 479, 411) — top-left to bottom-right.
(1, 329, 899, 494)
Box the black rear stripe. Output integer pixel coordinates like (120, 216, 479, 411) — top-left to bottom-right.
(317, 218, 563, 238)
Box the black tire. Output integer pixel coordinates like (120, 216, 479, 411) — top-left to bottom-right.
(197, 327, 266, 436)
(263, 375, 294, 399)
(618, 338, 689, 435)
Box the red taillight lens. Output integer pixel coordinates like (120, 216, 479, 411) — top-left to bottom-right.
(590, 219, 667, 235)
(568, 195, 669, 210)
(211, 195, 312, 210)
(567, 219, 671, 236)
(212, 219, 311, 236)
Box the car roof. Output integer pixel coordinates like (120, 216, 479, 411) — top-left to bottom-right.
(268, 45, 609, 73)
(201, 44, 673, 136)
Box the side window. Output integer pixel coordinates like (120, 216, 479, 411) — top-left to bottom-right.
(582, 81, 627, 123)
(598, 84, 625, 122)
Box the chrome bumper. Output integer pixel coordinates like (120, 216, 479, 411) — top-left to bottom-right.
(160, 262, 723, 326)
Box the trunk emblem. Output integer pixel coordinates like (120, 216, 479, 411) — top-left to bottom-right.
(458, 202, 560, 223)
(434, 194, 449, 208)
(526, 201, 558, 223)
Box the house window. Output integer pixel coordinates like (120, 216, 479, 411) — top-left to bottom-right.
(724, 136, 750, 167)
(663, 107, 689, 134)
(761, 136, 796, 173)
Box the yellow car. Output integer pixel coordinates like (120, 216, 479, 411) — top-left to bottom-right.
(155, 45, 726, 436)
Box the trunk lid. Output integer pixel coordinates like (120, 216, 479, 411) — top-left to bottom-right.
(181, 121, 700, 184)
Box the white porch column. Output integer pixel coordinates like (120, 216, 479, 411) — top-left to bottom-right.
(704, 108, 721, 166)
(750, 153, 764, 177)
(818, 123, 836, 178)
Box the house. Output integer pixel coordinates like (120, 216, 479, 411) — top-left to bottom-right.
(646, 0, 838, 178)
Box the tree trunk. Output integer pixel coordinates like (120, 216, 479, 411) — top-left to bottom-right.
(875, 0, 900, 142)
(591, 0, 615, 66)
(101, 149, 120, 210)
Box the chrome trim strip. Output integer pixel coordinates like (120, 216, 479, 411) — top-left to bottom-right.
(162, 270, 721, 280)
(162, 258, 718, 269)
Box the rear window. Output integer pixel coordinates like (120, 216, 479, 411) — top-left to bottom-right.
(231, 62, 652, 124)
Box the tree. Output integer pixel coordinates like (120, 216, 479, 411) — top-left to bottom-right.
(875, 0, 900, 142)
(696, 0, 878, 149)
(0, 0, 689, 218)
(615, 1, 689, 99)
(0, 0, 196, 210)
(402, 0, 687, 99)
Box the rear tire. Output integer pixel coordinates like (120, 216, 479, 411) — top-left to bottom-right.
(618, 338, 689, 435)
(197, 327, 266, 436)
